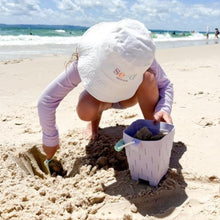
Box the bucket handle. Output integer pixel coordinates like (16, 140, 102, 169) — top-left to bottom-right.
(114, 139, 140, 152)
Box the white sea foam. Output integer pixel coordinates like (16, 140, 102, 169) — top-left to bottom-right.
(154, 32, 216, 42)
(154, 33, 172, 40)
(0, 35, 81, 46)
(0, 33, 215, 46)
(55, 29, 66, 33)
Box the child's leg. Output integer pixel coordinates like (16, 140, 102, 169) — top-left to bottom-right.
(76, 90, 112, 139)
(136, 71, 159, 119)
(116, 71, 159, 119)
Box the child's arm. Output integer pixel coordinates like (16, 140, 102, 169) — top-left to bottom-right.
(149, 59, 174, 123)
(37, 61, 81, 158)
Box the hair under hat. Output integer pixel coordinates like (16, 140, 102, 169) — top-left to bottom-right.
(77, 19, 156, 103)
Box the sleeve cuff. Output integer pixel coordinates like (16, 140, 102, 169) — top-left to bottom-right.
(154, 105, 171, 115)
(42, 131, 59, 147)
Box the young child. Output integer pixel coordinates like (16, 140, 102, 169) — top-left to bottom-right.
(38, 19, 174, 160)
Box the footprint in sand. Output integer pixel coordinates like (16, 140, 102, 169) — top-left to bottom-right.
(196, 117, 215, 127)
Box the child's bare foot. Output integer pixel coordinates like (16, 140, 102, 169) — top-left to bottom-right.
(84, 122, 98, 140)
(84, 115, 101, 141)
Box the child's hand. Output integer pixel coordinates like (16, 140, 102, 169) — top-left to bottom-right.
(153, 110, 173, 124)
(43, 144, 60, 160)
(44, 158, 67, 177)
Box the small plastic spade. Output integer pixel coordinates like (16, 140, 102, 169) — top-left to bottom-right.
(114, 139, 140, 152)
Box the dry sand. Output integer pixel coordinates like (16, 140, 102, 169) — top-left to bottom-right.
(0, 44, 220, 219)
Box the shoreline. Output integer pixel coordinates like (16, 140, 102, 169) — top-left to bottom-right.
(1, 44, 220, 219)
(0, 38, 219, 61)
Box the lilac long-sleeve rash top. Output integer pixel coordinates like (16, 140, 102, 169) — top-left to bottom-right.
(38, 59, 173, 147)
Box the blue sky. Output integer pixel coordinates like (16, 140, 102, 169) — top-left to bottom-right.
(0, 0, 220, 31)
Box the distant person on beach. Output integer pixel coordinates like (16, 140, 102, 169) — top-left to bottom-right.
(206, 26, 209, 39)
(37, 19, 174, 161)
(215, 28, 219, 38)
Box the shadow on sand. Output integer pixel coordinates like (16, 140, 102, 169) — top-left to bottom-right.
(71, 125, 188, 217)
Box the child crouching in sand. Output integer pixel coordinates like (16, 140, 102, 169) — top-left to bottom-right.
(37, 19, 173, 160)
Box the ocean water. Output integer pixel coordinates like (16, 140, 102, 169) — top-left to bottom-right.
(0, 24, 218, 60)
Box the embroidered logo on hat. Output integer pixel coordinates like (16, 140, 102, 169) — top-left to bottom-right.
(113, 68, 137, 82)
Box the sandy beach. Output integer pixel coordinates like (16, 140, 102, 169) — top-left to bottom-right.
(0, 44, 220, 219)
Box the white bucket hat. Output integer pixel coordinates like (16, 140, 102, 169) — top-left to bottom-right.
(77, 19, 156, 103)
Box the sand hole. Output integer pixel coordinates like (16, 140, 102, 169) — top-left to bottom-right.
(14, 145, 66, 178)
